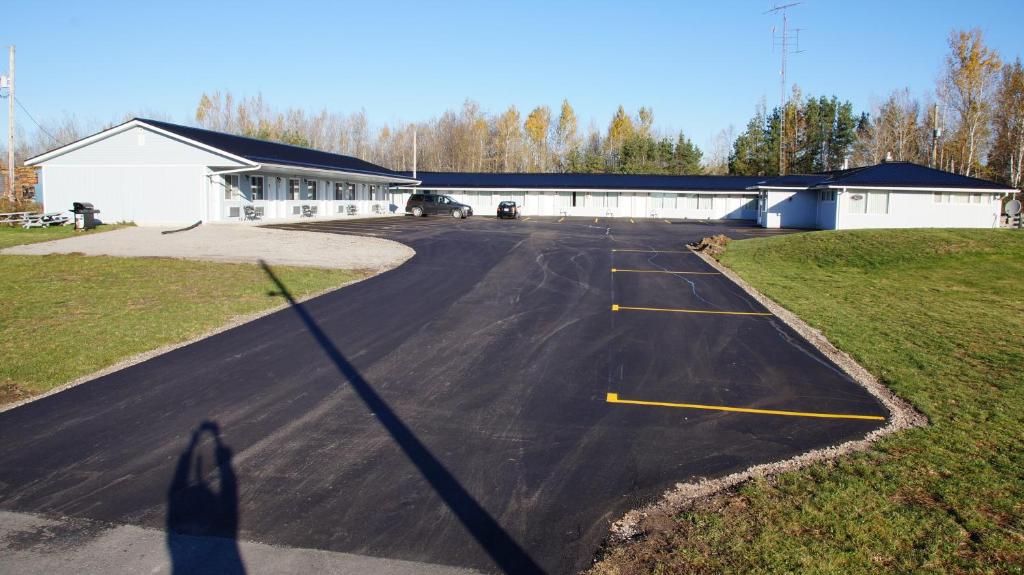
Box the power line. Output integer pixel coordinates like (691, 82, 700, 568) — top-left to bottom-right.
(13, 95, 60, 145)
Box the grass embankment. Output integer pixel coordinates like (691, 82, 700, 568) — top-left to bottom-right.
(0, 226, 372, 405)
(595, 229, 1024, 574)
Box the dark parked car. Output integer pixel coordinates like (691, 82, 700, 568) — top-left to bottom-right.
(405, 193, 473, 219)
(497, 201, 520, 219)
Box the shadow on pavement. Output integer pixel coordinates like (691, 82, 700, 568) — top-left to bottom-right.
(259, 259, 544, 574)
(166, 420, 245, 575)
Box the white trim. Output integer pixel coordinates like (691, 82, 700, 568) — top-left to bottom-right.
(750, 185, 814, 191)
(259, 163, 417, 184)
(26, 119, 256, 167)
(826, 184, 1014, 193)
(208, 165, 262, 177)
(395, 186, 756, 195)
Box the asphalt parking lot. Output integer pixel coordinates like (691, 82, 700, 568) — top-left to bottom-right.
(0, 215, 887, 574)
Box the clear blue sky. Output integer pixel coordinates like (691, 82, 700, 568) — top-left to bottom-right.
(4, 0, 1023, 153)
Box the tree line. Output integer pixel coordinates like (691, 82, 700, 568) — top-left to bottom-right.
(7, 27, 1024, 195)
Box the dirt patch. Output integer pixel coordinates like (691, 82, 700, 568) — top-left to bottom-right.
(689, 234, 731, 258)
(0, 380, 30, 406)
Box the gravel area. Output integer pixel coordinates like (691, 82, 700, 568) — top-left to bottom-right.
(1, 224, 414, 271)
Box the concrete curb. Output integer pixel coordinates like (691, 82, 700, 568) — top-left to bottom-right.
(599, 244, 927, 548)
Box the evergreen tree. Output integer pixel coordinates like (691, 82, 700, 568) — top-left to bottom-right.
(673, 132, 704, 174)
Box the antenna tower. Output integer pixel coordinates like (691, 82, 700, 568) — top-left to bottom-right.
(766, 3, 804, 175)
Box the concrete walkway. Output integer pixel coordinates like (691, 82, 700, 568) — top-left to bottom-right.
(0, 511, 478, 575)
(1, 225, 414, 271)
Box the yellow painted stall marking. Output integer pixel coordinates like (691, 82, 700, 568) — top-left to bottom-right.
(611, 249, 693, 254)
(558, 217, 565, 223)
(594, 217, 599, 223)
(663, 219, 672, 224)
(629, 218, 635, 224)
(611, 268, 720, 275)
(611, 304, 772, 316)
(606, 393, 885, 421)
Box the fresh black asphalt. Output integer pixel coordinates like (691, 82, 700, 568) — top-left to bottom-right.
(0, 216, 888, 574)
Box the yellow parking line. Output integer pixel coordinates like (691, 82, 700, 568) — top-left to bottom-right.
(629, 218, 635, 224)
(663, 219, 671, 224)
(611, 268, 720, 275)
(594, 217, 599, 223)
(521, 217, 531, 221)
(612, 249, 694, 254)
(611, 304, 772, 316)
(558, 217, 565, 223)
(606, 393, 885, 421)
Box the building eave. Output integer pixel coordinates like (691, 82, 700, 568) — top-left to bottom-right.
(26, 119, 257, 168)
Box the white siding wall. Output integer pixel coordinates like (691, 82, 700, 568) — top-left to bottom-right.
(762, 189, 818, 228)
(836, 189, 1002, 229)
(42, 165, 206, 224)
(40, 125, 245, 224)
(406, 189, 757, 219)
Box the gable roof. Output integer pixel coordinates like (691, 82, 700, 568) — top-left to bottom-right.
(400, 172, 761, 192)
(28, 118, 413, 181)
(756, 162, 1014, 192)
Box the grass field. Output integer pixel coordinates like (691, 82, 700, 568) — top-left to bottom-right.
(594, 229, 1024, 574)
(0, 227, 372, 405)
(0, 224, 130, 250)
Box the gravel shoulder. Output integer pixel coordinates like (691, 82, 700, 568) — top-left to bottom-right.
(1, 224, 414, 271)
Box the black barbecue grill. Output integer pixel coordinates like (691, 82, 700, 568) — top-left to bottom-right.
(71, 202, 100, 230)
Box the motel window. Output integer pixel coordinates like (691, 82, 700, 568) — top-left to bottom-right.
(224, 175, 239, 200)
(651, 193, 676, 210)
(589, 193, 606, 208)
(971, 193, 982, 204)
(369, 185, 377, 201)
(697, 195, 714, 210)
(951, 193, 970, 204)
(682, 194, 698, 209)
(557, 192, 572, 208)
(607, 193, 619, 208)
(250, 176, 264, 200)
(933, 192, 945, 203)
(849, 190, 890, 214)
(819, 190, 836, 202)
(867, 191, 889, 214)
(477, 191, 493, 206)
(306, 179, 318, 200)
(334, 182, 344, 200)
(288, 179, 300, 200)
(345, 183, 356, 201)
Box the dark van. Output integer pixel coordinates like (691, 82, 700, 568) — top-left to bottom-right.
(405, 193, 474, 219)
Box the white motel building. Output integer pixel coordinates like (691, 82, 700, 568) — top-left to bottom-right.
(27, 118, 1015, 229)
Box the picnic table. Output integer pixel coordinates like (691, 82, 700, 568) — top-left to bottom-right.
(21, 212, 71, 228)
(0, 211, 35, 226)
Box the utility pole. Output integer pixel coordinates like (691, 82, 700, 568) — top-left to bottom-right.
(4, 45, 13, 202)
(930, 103, 941, 168)
(412, 128, 417, 179)
(766, 3, 803, 176)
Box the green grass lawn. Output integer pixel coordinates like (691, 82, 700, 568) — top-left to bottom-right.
(594, 229, 1024, 574)
(0, 223, 131, 249)
(0, 227, 372, 405)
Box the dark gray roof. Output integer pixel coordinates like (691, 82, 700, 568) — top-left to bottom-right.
(757, 162, 1013, 191)
(403, 172, 761, 192)
(137, 118, 407, 179)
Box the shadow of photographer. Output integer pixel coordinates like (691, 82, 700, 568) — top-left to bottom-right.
(166, 420, 245, 575)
